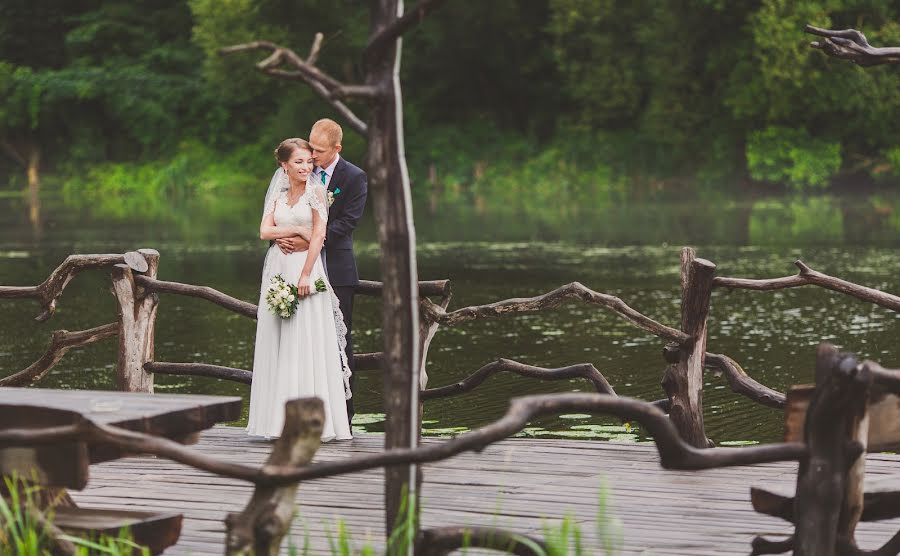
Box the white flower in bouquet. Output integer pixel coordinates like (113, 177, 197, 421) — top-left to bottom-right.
(266, 275, 300, 319)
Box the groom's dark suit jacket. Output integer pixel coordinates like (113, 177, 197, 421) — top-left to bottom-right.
(323, 157, 367, 286)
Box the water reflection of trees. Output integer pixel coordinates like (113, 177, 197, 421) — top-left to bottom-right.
(14, 192, 900, 246)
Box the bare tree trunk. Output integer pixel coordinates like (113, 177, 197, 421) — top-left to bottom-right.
(367, 0, 422, 542)
(793, 344, 870, 556)
(110, 249, 160, 393)
(225, 398, 324, 555)
(663, 247, 715, 447)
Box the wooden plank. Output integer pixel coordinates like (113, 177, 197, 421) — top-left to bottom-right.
(54, 506, 182, 555)
(785, 385, 900, 451)
(63, 427, 900, 555)
(0, 405, 89, 489)
(0, 387, 242, 465)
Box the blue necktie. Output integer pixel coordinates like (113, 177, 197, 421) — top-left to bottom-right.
(319, 169, 328, 186)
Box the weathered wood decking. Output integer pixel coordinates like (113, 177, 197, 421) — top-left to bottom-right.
(70, 426, 900, 555)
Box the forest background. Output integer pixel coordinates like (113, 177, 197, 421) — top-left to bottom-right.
(2, 0, 900, 240)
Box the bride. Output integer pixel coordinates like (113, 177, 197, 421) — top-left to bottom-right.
(246, 137, 352, 442)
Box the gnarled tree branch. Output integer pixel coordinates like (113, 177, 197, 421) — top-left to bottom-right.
(133, 275, 257, 319)
(133, 276, 449, 321)
(713, 260, 900, 313)
(0, 323, 119, 387)
(416, 526, 546, 556)
(421, 358, 615, 400)
(0, 254, 126, 321)
(357, 279, 450, 298)
(0, 393, 807, 488)
(365, 0, 449, 61)
(219, 37, 374, 136)
(806, 25, 900, 66)
(422, 282, 689, 344)
(144, 362, 252, 385)
(706, 353, 785, 409)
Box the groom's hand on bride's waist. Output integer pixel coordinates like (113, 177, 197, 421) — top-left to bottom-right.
(276, 236, 310, 254)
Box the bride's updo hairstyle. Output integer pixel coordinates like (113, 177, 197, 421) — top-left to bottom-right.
(274, 138, 312, 163)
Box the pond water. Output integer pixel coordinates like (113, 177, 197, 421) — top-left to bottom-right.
(1, 193, 898, 444)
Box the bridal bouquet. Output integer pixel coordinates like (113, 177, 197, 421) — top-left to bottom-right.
(266, 275, 299, 318)
(266, 275, 329, 319)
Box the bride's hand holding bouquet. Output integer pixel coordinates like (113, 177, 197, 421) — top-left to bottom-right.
(297, 274, 311, 297)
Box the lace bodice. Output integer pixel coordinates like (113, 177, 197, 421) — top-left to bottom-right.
(273, 191, 313, 227)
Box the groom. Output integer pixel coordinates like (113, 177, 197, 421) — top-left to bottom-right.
(276, 118, 368, 426)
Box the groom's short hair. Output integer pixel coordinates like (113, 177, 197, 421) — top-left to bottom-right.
(311, 118, 343, 147)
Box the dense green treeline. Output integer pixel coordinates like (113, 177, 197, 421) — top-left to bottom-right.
(1, 0, 899, 220)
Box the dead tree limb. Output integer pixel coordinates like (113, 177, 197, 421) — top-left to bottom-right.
(805, 25, 900, 66)
(143, 352, 383, 384)
(705, 353, 786, 409)
(0, 393, 807, 488)
(134, 275, 257, 319)
(365, 0, 449, 61)
(134, 276, 449, 320)
(416, 526, 546, 556)
(357, 279, 450, 298)
(422, 281, 689, 344)
(421, 359, 615, 401)
(219, 38, 371, 135)
(714, 260, 900, 313)
(0, 254, 126, 321)
(662, 344, 786, 409)
(0, 323, 119, 387)
(144, 362, 252, 385)
(225, 398, 324, 556)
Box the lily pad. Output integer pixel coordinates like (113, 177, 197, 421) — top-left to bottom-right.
(558, 414, 592, 419)
(352, 413, 386, 425)
(422, 426, 469, 436)
(570, 424, 631, 433)
(718, 440, 760, 446)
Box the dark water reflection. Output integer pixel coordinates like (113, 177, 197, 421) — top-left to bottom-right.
(1, 194, 899, 444)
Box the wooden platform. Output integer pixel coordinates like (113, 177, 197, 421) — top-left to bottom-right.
(70, 427, 900, 555)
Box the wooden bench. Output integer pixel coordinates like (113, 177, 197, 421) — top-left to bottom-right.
(0, 387, 241, 554)
(749, 345, 900, 555)
(53, 507, 183, 555)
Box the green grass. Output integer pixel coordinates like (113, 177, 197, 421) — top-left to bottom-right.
(0, 474, 148, 556)
(4, 474, 628, 555)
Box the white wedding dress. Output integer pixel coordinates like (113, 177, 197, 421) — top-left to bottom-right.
(246, 180, 352, 442)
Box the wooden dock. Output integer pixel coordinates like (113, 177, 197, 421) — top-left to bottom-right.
(70, 426, 900, 555)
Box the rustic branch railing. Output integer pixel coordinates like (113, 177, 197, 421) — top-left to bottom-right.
(805, 24, 900, 67)
(0, 323, 119, 387)
(0, 254, 129, 321)
(4, 248, 900, 554)
(4, 246, 900, 444)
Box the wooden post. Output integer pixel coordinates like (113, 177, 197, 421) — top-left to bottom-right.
(110, 249, 159, 393)
(225, 398, 324, 555)
(662, 247, 715, 448)
(365, 0, 423, 543)
(417, 287, 452, 394)
(793, 343, 870, 556)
